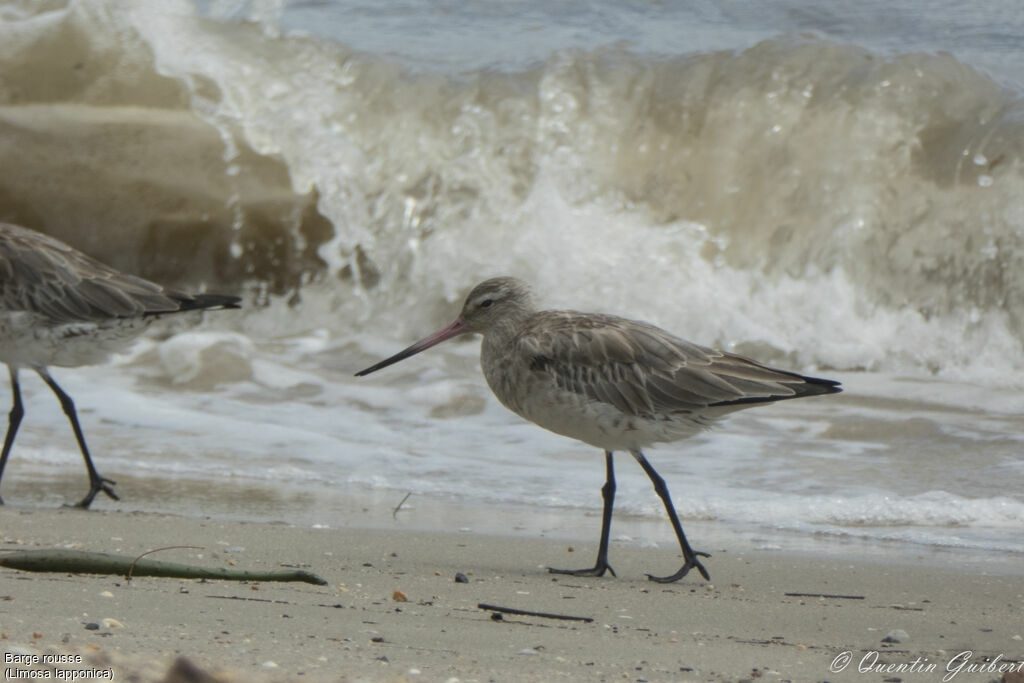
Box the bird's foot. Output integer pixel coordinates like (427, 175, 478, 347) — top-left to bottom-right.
(548, 561, 616, 578)
(65, 476, 119, 509)
(645, 550, 711, 584)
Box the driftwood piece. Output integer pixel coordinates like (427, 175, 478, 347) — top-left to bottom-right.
(0, 549, 327, 585)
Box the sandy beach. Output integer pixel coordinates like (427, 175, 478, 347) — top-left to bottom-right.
(1, 507, 1021, 682)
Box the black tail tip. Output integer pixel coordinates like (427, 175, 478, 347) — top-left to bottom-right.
(804, 375, 843, 395)
(181, 293, 243, 311)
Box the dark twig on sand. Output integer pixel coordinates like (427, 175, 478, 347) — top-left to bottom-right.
(784, 592, 865, 600)
(0, 549, 328, 585)
(478, 602, 594, 623)
(393, 491, 413, 519)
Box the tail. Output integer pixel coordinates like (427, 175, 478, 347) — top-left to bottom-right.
(177, 293, 243, 312)
(787, 374, 842, 398)
(710, 372, 842, 408)
(146, 292, 243, 316)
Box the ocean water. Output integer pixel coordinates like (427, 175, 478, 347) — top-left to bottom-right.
(0, 0, 1022, 571)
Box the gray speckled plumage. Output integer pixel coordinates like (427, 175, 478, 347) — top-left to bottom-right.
(0, 223, 180, 323)
(356, 276, 842, 583)
(462, 278, 841, 451)
(0, 222, 241, 508)
(0, 222, 239, 368)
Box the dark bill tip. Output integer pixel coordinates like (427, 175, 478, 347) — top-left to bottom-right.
(355, 318, 466, 377)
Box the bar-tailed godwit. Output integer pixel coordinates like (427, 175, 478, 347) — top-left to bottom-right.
(356, 276, 841, 582)
(0, 222, 241, 508)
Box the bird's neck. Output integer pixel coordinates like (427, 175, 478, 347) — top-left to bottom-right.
(481, 308, 534, 348)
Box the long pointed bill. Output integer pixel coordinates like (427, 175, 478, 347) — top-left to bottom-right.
(355, 318, 467, 376)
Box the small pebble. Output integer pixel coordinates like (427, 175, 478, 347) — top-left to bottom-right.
(84, 623, 100, 631)
(392, 590, 408, 602)
(454, 573, 469, 583)
(882, 629, 909, 643)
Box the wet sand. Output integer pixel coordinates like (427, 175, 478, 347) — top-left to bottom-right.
(1, 507, 1022, 682)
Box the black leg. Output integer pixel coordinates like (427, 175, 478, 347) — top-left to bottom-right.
(549, 450, 617, 578)
(631, 449, 710, 583)
(0, 366, 25, 505)
(36, 368, 118, 509)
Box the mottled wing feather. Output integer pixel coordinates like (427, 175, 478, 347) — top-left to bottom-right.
(0, 223, 185, 323)
(518, 311, 830, 418)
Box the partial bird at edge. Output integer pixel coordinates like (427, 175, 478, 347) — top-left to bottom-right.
(0, 222, 241, 509)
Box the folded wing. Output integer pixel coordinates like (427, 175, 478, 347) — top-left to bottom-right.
(0, 223, 239, 323)
(518, 311, 840, 418)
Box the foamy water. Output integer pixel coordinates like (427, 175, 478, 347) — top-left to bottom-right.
(0, 0, 1021, 569)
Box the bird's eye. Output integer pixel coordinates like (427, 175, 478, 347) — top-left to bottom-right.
(480, 299, 494, 308)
